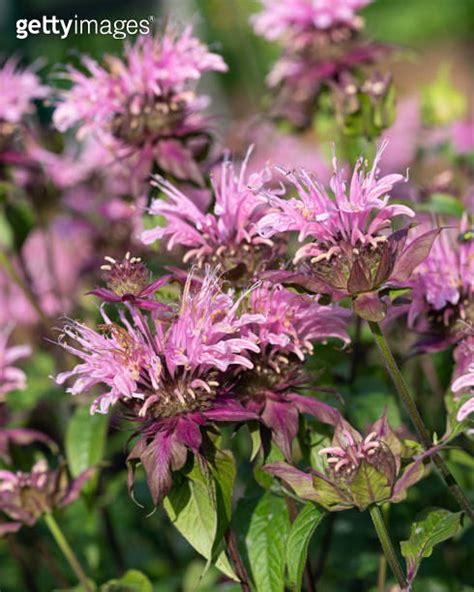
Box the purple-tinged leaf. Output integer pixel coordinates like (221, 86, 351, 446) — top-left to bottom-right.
(347, 259, 372, 294)
(288, 393, 341, 425)
(391, 228, 442, 282)
(264, 462, 321, 502)
(353, 292, 387, 321)
(262, 398, 299, 461)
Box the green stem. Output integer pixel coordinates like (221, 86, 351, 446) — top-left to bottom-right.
(43, 513, 93, 592)
(369, 505, 406, 590)
(368, 321, 474, 522)
(0, 250, 49, 326)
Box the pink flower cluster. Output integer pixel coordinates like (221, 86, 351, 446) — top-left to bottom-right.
(0, 325, 31, 400)
(53, 27, 227, 184)
(252, 0, 372, 41)
(0, 58, 49, 125)
(451, 336, 474, 422)
(408, 216, 474, 351)
(142, 150, 283, 279)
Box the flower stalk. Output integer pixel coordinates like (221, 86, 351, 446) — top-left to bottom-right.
(368, 320, 474, 522)
(43, 512, 93, 592)
(369, 504, 406, 590)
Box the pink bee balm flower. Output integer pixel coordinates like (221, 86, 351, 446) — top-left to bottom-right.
(256, 143, 441, 321)
(0, 458, 94, 535)
(142, 150, 284, 282)
(0, 324, 31, 400)
(53, 27, 227, 185)
(265, 411, 437, 511)
(55, 269, 262, 503)
(234, 282, 350, 459)
(451, 336, 474, 423)
(252, 0, 372, 42)
(408, 216, 474, 352)
(251, 0, 389, 129)
(0, 58, 48, 125)
(89, 252, 173, 313)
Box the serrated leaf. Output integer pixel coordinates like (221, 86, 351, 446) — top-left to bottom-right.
(400, 508, 462, 584)
(237, 490, 290, 592)
(164, 457, 237, 581)
(442, 391, 473, 443)
(286, 504, 325, 592)
(65, 405, 108, 495)
(100, 569, 152, 592)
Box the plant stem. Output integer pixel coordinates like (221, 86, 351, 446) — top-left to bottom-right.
(368, 321, 474, 522)
(369, 505, 406, 590)
(43, 513, 94, 592)
(0, 250, 49, 326)
(225, 529, 251, 592)
(376, 505, 390, 592)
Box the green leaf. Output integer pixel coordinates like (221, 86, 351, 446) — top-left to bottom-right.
(400, 508, 462, 584)
(164, 457, 237, 581)
(208, 448, 237, 556)
(237, 490, 290, 592)
(417, 193, 464, 217)
(100, 570, 152, 592)
(65, 405, 108, 495)
(350, 462, 392, 510)
(248, 422, 261, 462)
(442, 391, 473, 443)
(286, 504, 325, 592)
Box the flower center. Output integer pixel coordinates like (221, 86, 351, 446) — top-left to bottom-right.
(100, 252, 149, 297)
(110, 94, 188, 145)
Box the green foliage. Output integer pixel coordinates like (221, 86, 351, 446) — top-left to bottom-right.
(65, 405, 108, 495)
(401, 508, 463, 584)
(100, 569, 153, 592)
(234, 490, 291, 591)
(286, 504, 325, 592)
(164, 454, 238, 581)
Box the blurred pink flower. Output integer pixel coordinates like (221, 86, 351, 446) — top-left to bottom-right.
(0, 459, 94, 535)
(53, 27, 227, 185)
(0, 218, 93, 326)
(408, 216, 474, 351)
(451, 336, 474, 422)
(0, 58, 48, 124)
(0, 324, 31, 400)
(252, 0, 372, 42)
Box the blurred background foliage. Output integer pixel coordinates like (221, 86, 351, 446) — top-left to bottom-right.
(0, 0, 473, 591)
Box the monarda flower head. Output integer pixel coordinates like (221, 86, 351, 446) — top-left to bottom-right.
(0, 324, 31, 401)
(0, 458, 94, 535)
(141, 150, 285, 283)
(89, 252, 173, 313)
(251, 0, 391, 131)
(53, 26, 227, 185)
(256, 143, 441, 321)
(234, 282, 350, 459)
(265, 412, 435, 511)
(0, 58, 48, 147)
(55, 269, 262, 504)
(451, 335, 474, 423)
(408, 215, 473, 352)
(252, 0, 371, 41)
